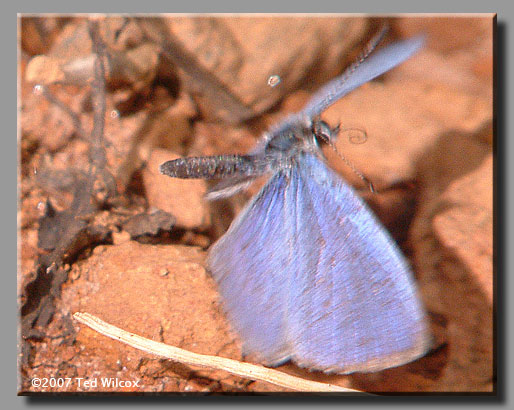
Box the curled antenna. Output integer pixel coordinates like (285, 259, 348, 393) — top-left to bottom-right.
(341, 127, 368, 145)
(317, 126, 375, 193)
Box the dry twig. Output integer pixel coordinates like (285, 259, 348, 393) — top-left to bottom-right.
(73, 312, 365, 394)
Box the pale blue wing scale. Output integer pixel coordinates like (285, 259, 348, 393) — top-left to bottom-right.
(301, 35, 425, 119)
(207, 171, 295, 365)
(286, 154, 429, 373)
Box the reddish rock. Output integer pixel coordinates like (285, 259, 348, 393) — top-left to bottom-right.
(61, 242, 242, 392)
(143, 149, 210, 230)
(408, 131, 492, 392)
(322, 78, 492, 190)
(393, 15, 494, 55)
(434, 155, 493, 302)
(20, 17, 65, 56)
(21, 86, 85, 153)
(162, 16, 369, 122)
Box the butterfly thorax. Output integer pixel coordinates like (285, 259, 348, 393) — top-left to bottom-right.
(263, 120, 335, 167)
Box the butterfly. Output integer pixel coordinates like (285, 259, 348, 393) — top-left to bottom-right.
(160, 29, 430, 374)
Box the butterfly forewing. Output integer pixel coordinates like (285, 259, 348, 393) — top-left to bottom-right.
(301, 36, 425, 118)
(286, 154, 429, 373)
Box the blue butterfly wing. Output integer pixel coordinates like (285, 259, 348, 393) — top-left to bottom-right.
(285, 153, 429, 373)
(207, 170, 295, 365)
(267, 36, 424, 143)
(301, 35, 425, 118)
(208, 153, 429, 373)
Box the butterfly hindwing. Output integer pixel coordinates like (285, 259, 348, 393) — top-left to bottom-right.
(207, 170, 295, 365)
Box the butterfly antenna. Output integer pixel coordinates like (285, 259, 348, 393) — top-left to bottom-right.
(361, 25, 390, 62)
(318, 127, 375, 193)
(343, 25, 389, 80)
(313, 26, 389, 193)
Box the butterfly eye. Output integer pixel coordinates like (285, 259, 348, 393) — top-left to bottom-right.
(312, 120, 335, 145)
